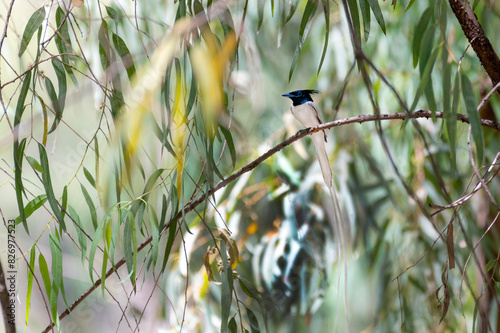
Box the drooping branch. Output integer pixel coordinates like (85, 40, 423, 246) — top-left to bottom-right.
(449, 0, 500, 87)
(42, 110, 500, 333)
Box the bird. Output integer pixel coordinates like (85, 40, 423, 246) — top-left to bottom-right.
(282, 89, 350, 330)
(281, 90, 331, 187)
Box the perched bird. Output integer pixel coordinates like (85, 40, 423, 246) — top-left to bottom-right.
(281, 90, 331, 187)
(282, 89, 349, 330)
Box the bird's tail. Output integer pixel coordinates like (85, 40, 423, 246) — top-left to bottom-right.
(311, 131, 349, 331)
(311, 132, 333, 187)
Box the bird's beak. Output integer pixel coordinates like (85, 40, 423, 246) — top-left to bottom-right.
(282, 93, 292, 98)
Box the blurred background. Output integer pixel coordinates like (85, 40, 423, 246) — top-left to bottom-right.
(1, 0, 499, 332)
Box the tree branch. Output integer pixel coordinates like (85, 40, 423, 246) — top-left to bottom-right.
(42, 110, 500, 333)
(448, 0, 500, 86)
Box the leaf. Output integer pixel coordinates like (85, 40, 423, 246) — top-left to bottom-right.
(245, 306, 260, 333)
(61, 185, 68, 219)
(83, 167, 96, 188)
(44, 77, 62, 134)
(124, 211, 137, 288)
(219, 125, 236, 168)
(148, 205, 159, 266)
(14, 71, 32, 232)
(68, 206, 87, 263)
(412, 7, 432, 68)
(38, 96, 48, 145)
(105, 5, 119, 20)
(110, 88, 124, 118)
(112, 32, 136, 81)
(347, 0, 361, 43)
(38, 253, 52, 302)
(317, 0, 330, 74)
(228, 317, 237, 333)
(15, 195, 47, 226)
(410, 47, 438, 112)
(220, 241, 233, 333)
(289, 0, 318, 81)
(80, 184, 97, 229)
(55, 6, 77, 86)
(367, 0, 386, 34)
(39, 143, 66, 231)
(25, 247, 36, 328)
(461, 72, 484, 164)
(98, 20, 112, 71)
(359, 0, 371, 41)
(19, 7, 45, 57)
(88, 213, 107, 283)
(26, 156, 43, 172)
(46, 59, 67, 133)
(257, 0, 265, 32)
(403, 0, 416, 12)
(444, 55, 457, 175)
(161, 218, 177, 271)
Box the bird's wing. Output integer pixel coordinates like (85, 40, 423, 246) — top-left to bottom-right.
(308, 102, 328, 142)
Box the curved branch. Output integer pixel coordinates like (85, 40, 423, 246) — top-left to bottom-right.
(42, 110, 500, 333)
(449, 0, 500, 86)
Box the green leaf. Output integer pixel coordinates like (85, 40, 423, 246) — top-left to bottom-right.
(289, 0, 318, 81)
(26, 156, 43, 172)
(68, 206, 87, 263)
(161, 218, 177, 271)
(124, 211, 137, 288)
(245, 306, 260, 333)
(110, 88, 124, 118)
(25, 246, 36, 328)
(98, 20, 112, 70)
(443, 52, 456, 175)
(112, 33, 136, 81)
(61, 185, 68, 219)
(403, 0, 416, 12)
(317, 0, 330, 74)
(410, 47, 438, 112)
(55, 6, 77, 86)
(101, 247, 109, 295)
(39, 143, 66, 231)
(19, 7, 45, 57)
(367, 0, 386, 34)
(257, 0, 265, 31)
(15, 195, 47, 226)
(347, 0, 361, 43)
(14, 71, 32, 232)
(81, 184, 97, 230)
(461, 72, 484, 164)
(46, 59, 67, 133)
(44, 77, 62, 134)
(83, 167, 96, 188)
(88, 213, 107, 283)
(105, 5, 119, 20)
(219, 125, 236, 168)
(148, 205, 159, 266)
(49, 233, 63, 294)
(413, 7, 432, 68)
(359, 0, 371, 41)
(39, 253, 52, 302)
(228, 317, 237, 333)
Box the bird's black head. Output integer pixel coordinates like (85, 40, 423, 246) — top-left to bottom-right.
(282, 90, 319, 106)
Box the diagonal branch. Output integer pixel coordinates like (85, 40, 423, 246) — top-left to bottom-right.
(42, 110, 500, 333)
(449, 0, 500, 87)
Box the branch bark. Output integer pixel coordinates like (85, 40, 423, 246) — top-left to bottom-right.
(449, 0, 500, 86)
(42, 110, 500, 333)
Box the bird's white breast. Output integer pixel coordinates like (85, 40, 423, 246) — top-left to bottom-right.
(290, 101, 322, 129)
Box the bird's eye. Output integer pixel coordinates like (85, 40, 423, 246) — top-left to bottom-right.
(297, 91, 302, 97)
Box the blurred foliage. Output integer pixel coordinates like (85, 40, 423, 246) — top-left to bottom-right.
(1, 0, 500, 332)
